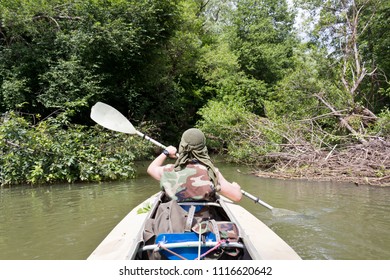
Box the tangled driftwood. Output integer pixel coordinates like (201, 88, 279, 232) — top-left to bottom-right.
(255, 138, 390, 187)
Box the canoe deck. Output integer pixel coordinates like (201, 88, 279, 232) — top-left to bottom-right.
(87, 192, 301, 260)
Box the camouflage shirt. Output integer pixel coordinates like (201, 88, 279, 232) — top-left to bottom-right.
(160, 163, 217, 202)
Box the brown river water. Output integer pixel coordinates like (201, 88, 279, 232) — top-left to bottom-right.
(0, 162, 389, 260)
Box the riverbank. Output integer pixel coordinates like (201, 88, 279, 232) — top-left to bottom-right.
(254, 138, 390, 187)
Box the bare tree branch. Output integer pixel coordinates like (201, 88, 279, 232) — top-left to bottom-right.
(314, 93, 367, 143)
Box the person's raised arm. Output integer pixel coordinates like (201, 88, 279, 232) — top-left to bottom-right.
(147, 145, 177, 181)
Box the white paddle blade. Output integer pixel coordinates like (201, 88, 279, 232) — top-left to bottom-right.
(90, 102, 137, 134)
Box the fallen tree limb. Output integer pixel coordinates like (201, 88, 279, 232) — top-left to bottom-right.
(314, 93, 367, 144)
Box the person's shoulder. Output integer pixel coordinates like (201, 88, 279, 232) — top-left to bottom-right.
(187, 162, 208, 170)
(162, 164, 175, 172)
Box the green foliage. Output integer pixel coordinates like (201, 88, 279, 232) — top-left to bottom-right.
(197, 99, 248, 151)
(1, 0, 389, 179)
(197, 99, 282, 164)
(0, 73, 30, 110)
(296, 0, 390, 114)
(227, 116, 284, 164)
(230, 0, 296, 85)
(0, 0, 183, 133)
(267, 46, 343, 122)
(38, 56, 103, 108)
(137, 202, 152, 214)
(0, 112, 153, 186)
(368, 109, 390, 136)
(196, 41, 268, 115)
(358, 0, 390, 112)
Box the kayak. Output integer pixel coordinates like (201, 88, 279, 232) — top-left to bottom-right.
(87, 192, 301, 260)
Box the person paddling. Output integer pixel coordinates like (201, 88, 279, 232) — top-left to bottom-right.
(147, 128, 242, 202)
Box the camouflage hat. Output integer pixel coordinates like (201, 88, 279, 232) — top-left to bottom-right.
(179, 128, 206, 153)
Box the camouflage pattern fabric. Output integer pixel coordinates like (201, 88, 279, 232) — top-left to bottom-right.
(160, 163, 216, 202)
(217, 222, 239, 242)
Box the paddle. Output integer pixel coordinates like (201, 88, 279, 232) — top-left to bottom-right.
(241, 189, 300, 216)
(90, 102, 171, 151)
(240, 190, 273, 210)
(90, 102, 285, 212)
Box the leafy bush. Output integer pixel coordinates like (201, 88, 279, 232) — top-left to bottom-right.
(197, 98, 247, 151)
(368, 109, 390, 137)
(197, 99, 283, 164)
(0, 112, 153, 186)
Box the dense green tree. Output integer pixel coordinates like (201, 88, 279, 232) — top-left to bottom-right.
(268, 0, 390, 143)
(295, 0, 389, 112)
(359, 0, 390, 111)
(230, 0, 297, 85)
(0, 0, 182, 127)
(0, 0, 223, 143)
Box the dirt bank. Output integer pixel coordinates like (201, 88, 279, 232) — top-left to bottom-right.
(254, 138, 390, 187)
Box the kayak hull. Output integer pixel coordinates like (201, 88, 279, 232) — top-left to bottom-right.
(87, 192, 301, 260)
